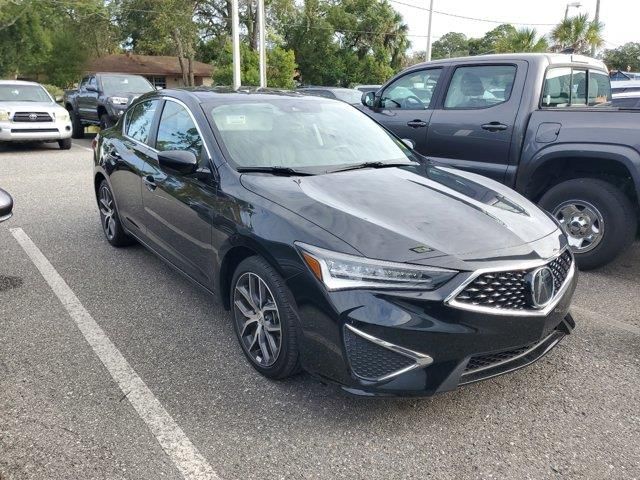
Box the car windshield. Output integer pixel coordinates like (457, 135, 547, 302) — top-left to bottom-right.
(207, 97, 414, 171)
(0, 85, 52, 102)
(332, 89, 364, 104)
(101, 75, 153, 95)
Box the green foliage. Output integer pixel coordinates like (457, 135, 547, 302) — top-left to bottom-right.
(213, 41, 297, 89)
(496, 28, 548, 53)
(602, 43, 640, 72)
(468, 24, 516, 55)
(42, 84, 64, 102)
(432, 32, 469, 60)
(551, 13, 603, 54)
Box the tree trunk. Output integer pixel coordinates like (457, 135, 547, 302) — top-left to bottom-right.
(173, 28, 189, 86)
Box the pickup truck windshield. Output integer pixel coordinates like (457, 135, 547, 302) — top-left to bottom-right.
(0, 85, 51, 102)
(101, 75, 153, 95)
(208, 98, 415, 170)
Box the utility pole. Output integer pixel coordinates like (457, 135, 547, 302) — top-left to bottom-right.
(425, 0, 434, 62)
(257, 0, 267, 88)
(231, 0, 241, 90)
(591, 0, 601, 57)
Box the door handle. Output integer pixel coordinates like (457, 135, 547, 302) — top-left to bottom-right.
(107, 148, 121, 159)
(143, 175, 157, 191)
(481, 122, 508, 132)
(407, 120, 428, 128)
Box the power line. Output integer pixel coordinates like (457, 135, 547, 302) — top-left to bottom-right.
(388, 0, 556, 27)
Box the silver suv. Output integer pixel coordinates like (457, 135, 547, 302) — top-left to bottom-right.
(0, 80, 73, 149)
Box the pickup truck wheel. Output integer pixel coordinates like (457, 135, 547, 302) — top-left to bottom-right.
(58, 138, 72, 150)
(99, 114, 114, 130)
(539, 178, 637, 270)
(71, 110, 84, 139)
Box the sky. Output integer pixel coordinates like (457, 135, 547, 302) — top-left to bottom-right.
(390, 0, 637, 53)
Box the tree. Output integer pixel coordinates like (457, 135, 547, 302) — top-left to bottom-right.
(468, 24, 516, 56)
(432, 32, 469, 60)
(496, 28, 548, 53)
(213, 41, 296, 88)
(602, 43, 640, 72)
(551, 13, 603, 54)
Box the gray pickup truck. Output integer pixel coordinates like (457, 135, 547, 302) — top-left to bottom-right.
(360, 53, 640, 269)
(64, 73, 154, 138)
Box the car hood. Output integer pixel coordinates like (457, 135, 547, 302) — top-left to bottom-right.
(0, 101, 61, 113)
(240, 165, 560, 269)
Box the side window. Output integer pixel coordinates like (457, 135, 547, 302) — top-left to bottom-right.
(541, 68, 607, 107)
(126, 100, 159, 145)
(444, 65, 516, 109)
(80, 76, 90, 89)
(381, 68, 442, 110)
(155, 101, 203, 157)
(588, 71, 612, 106)
(88, 76, 97, 89)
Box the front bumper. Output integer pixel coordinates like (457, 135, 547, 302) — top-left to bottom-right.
(289, 252, 578, 397)
(0, 122, 72, 141)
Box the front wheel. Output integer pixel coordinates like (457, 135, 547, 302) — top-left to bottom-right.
(99, 114, 114, 130)
(97, 180, 135, 247)
(230, 256, 301, 379)
(539, 178, 637, 270)
(70, 109, 84, 139)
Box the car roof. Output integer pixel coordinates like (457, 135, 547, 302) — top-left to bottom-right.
(155, 87, 323, 104)
(0, 80, 42, 86)
(408, 53, 607, 71)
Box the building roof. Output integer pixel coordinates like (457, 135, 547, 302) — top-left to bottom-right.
(86, 54, 212, 77)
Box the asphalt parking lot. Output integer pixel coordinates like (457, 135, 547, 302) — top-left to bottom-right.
(1, 139, 639, 480)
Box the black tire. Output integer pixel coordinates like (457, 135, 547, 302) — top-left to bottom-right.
(97, 180, 135, 247)
(539, 178, 637, 270)
(230, 256, 301, 379)
(99, 113, 114, 130)
(70, 109, 84, 139)
(58, 138, 72, 150)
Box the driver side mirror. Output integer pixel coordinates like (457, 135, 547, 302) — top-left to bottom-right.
(362, 91, 376, 108)
(158, 150, 198, 174)
(86, 85, 98, 93)
(401, 138, 416, 150)
(0, 188, 14, 223)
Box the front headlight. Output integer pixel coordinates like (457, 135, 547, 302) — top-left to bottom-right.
(109, 96, 129, 105)
(296, 243, 457, 291)
(55, 110, 69, 122)
(0, 110, 9, 121)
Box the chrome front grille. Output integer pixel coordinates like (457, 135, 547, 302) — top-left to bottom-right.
(12, 112, 53, 122)
(450, 250, 573, 313)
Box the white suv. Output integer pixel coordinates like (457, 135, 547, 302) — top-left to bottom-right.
(0, 80, 73, 149)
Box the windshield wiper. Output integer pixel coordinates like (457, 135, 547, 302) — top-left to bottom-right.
(327, 161, 417, 173)
(236, 166, 314, 176)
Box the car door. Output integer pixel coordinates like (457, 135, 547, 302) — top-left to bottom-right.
(426, 62, 524, 182)
(109, 99, 161, 236)
(78, 76, 99, 121)
(140, 98, 216, 287)
(77, 76, 90, 116)
(361, 68, 443, 152)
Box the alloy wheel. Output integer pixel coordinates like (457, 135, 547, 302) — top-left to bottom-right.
(553, 200, 604, 253)
(99, 185, 116, 240)
(233, 272, 282, 367)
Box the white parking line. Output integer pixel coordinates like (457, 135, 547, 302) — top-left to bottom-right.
(73, 143, 94, 152)
(572, 305, 640, 336)
(10, 227, 220, 480)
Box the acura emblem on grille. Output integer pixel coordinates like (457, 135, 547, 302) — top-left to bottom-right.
(527, 266, 555, 309)
(28, 113, 38, 121)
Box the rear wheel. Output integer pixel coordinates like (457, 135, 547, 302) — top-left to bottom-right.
(58, 138, 72, 150)
(230, 256, 301, 379)
(70, 109, 84, 139)
(539, 178, 637, 270)
(98, 180, 134, 247)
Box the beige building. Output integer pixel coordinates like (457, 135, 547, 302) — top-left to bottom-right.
(86, 54, 213, 89)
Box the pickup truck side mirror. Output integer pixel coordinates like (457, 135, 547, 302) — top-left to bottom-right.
(0, 188, 14, 223)
(362, 91, 376, 108)
(158, 150, 198, 174)
(55, 95, 63, 103)
(86, 85, 98, 93)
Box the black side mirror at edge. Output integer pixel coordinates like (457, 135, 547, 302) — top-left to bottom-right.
(0, 188, 14, 223)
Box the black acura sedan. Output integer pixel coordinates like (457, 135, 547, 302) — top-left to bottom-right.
(93, 88, 577, 396)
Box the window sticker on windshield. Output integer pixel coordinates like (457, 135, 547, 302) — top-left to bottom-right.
(225, 115, 246, 125)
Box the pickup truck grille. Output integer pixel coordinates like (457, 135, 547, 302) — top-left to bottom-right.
(12, 112, 53, 122)
(452, 250, 573, 312)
